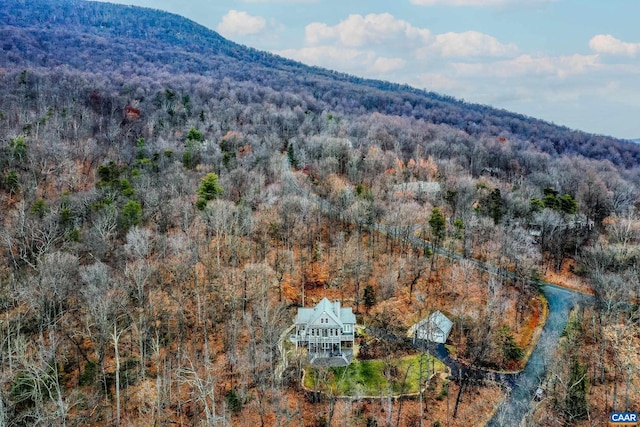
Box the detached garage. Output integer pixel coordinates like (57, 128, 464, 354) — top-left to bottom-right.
(408, 311, 453, 344)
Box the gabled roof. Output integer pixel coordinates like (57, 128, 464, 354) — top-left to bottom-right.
(295, 297, 356, 326)
(429, 311, 453, 336)
(408, 310, 453, 338)
(340, 306, 356, 325)
(309, 298, 342, 327)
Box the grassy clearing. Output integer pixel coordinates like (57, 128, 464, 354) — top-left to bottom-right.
(304, 354, 446, 397)
(444, 344, 456, 356)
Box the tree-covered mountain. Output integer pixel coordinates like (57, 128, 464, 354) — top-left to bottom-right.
(1, 1, 639, 426)
(2, 0, 639, 168)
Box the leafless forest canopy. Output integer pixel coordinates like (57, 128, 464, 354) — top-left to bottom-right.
(1, 0, 640, 426)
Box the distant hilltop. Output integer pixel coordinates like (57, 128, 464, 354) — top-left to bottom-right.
(2, 0, 640, 168)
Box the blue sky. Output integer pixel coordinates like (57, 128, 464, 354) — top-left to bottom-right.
(97, 0, 639, 139)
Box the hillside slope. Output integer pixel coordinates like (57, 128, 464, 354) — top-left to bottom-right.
(1, 0, 639, 167)
(0, 1, 639, 426)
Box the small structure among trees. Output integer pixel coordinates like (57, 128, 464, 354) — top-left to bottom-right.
(290, 298, 356, 366)
(408, 311, 453, 344)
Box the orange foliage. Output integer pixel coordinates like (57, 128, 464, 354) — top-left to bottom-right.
(124, 105, 141, 120)
(543, 258, 594, 295)
(222, 130, 242, 141)
(407, 156, 439, 180)
(281, 279, 298, 302)
(303, 261, 329, 289)
(237, 143, 252, 157)
(517, 296, 543, 349)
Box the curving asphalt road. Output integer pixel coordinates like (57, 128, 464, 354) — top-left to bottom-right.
(281, 156, 595, 425)
(487, 284, 593, 426)
(364, 226, 596, 425)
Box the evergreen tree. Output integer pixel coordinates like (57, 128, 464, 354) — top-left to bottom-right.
(196, 173, 223, 210)
(121, 200, 142, 229)
(363, 285, 376, 313)
(489, 188, 503, 224)
(429, 207, 446, 245)
(565, 358, 588, 422)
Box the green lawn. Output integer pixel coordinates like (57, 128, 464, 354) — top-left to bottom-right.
(304, 354, 446, 397)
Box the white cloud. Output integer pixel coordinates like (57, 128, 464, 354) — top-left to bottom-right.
(372, 57, 406, 74)
(217, 10, 266, 37)
(278, 13, 521, 91)
(305, 22, 336, 45)
(410, 0, 554, 6)
(276, 46, 375, 69)
(589, 34, 640, 57)
(453, 54, 601, 78)
(275, 46, 406, 77)
(413, 73, 460, 91)
(432, 31, 518, 57)
(304, 14, 514, 60)
(305, 13, 431, 48)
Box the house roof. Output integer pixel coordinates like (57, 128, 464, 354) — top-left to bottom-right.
(408, 310, 453, 338)
(296, 297, 356, 326)
(309, 298, 342, 326)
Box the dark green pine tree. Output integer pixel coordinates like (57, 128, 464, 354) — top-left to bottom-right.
(429, 207, 446, 245)
(489, 188, 503, 224)
(565, 357, 588, 422)
(196, 173, 223, 210)
(363, 285, 376, 313)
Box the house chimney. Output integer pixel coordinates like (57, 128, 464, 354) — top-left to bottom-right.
(334, 300, 340, 316)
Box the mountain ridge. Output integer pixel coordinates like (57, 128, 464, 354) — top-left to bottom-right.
(0, 3, 639, 426)
(1, 0, 639, 167)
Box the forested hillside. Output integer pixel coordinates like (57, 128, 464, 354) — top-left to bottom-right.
(1, 1, 639, 426)
(3, 0, 640, 167)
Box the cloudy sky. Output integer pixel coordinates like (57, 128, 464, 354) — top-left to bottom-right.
(97, 0, 639, 140)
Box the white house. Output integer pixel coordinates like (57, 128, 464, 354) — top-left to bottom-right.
(408, 311, 453, 344)
(290, 297, 356, 366)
